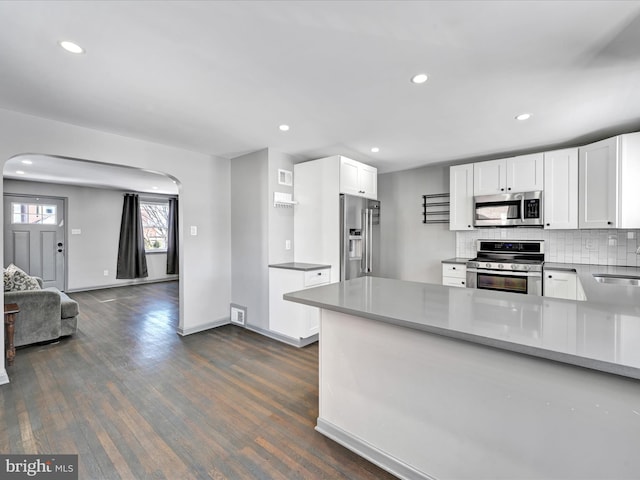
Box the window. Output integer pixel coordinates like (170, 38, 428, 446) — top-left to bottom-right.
(140, 201, 169, 252)
(11, 202, 57, 224)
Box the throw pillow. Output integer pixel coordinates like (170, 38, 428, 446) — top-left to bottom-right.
(4, 263, 40, 291)
(3, 267, 14, 292)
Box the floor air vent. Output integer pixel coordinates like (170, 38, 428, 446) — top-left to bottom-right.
(230, 305, 246, 325)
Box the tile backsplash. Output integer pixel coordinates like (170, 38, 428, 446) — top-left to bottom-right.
(457, 229, 640, 266)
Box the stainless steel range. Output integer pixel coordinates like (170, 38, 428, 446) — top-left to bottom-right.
(466, 240, 545, 295)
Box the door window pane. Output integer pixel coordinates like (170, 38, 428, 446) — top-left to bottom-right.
(11, 203, 57, 225)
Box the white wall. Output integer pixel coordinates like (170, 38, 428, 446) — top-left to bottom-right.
(230, 148, 295, 331)
(3, 179, 178, 290)
(230, 149, 269, 330)
(268, 150, 295, 265)
(377, 164, 456, 284)
(0, 108, 231, 383)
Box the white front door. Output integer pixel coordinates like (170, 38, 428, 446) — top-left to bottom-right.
(3, 195, 66, 290)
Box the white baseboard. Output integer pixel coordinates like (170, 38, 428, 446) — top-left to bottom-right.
(315, 418, 434, 480)
(65, 276, 179, 293)
(177, 317, 230, 336)
(243, 324, 318, 348)
(0, 368, 10, 386)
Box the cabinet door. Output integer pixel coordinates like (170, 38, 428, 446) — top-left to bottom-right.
(449, 164, 474, 230)
(443, 276, 466, 288)
(339, 157, 362, 196)
(544, 148, 578, 229)
(359, 164, 378, 199)
(544, 271, 577, 300)
(269, 268, 322, 339)
(618, 132, 640, 228)
(578, 137, 618, 228)
(473, 159, 506, 195)
(507, 153, 544, 192)
(442, 263, 467, 288)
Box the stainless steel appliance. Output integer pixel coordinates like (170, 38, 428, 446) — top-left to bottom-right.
(474, 191, 543, 227)
(340, 194, 380, 280)
(466, 240, 544, 295)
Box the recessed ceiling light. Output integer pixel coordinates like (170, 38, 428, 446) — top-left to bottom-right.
(152, 186, 159, 190)
(411, 73, 428, 84)
(515, 113, 532, 121)
(279, 124, 290, 132)
(371, 147, 380, 153)
(58, 40, 85, 54)
(16, 170, 25, 175)
(21, 159, 33, 165)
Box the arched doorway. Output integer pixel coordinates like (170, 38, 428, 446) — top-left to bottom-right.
(3, 154, 180, 292)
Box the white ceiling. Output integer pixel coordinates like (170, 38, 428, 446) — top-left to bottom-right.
(1, 0, 640, 189)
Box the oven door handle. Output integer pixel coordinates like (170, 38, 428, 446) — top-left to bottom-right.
(466, 267, 542, 277)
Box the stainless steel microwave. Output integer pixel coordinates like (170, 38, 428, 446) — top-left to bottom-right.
(474, 191, 543, 227)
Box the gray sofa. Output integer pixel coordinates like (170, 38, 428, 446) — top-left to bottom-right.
(4, 277, 79, 347)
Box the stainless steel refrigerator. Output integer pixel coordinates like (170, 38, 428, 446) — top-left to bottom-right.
(340, 194, 381, 280)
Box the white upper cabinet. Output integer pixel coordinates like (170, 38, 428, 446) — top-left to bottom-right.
(579, 137, 617, 228)
(340, 157, 360, 194)
(473, 159, 506, 195)
(544, 148, 578, 229)
(474, 154, 543, 195)
(507, 153, 544, 193)
(449, 164, 474, 230)
(339, 156, 377, 199)
(578, 133, 640, 229)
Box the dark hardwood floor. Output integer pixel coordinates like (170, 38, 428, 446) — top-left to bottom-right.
(0, 281, 397, 480)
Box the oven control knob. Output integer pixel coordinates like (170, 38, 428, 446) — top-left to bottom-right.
(498, 264, 504, 269)
(511, 264, 519, 270)
(523, 265, 531, 271)
(485, 263, 491, 268)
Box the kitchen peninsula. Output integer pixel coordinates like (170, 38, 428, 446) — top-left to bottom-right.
(285, 276, 640, 480)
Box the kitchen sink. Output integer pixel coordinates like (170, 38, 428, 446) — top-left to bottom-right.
(592, 274, 640, 286)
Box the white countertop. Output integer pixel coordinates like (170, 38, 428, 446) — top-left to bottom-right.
(268, 262, 331, 271)
(545, 262, 640, 310)
(284, 276, 640, 380)
(441, 257, 471, 265)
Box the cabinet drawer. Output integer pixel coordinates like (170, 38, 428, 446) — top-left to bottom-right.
(442, 264, 466, 278)
(304, 269, 330, 287)
(443, 276, 466, 288)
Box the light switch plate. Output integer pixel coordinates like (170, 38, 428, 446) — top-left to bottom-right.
(190, 226, 198, 236)
(71, 229, 82, 235)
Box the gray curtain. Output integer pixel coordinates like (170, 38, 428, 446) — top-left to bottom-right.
(116, 193, 148, 279)
(166, 197, 179, 274)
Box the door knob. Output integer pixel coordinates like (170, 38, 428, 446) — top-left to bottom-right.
(57, 242, 63, 247)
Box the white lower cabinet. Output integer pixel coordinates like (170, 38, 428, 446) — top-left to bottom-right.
(544, 270, 578, 300)
(269, 265, 330, 340)
(442, 263, 467, 288)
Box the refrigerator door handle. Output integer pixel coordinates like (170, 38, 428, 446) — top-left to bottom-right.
(361, 209, 368, 273)
(367, 208, 373, 273)
(361, 208, 373, 274)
